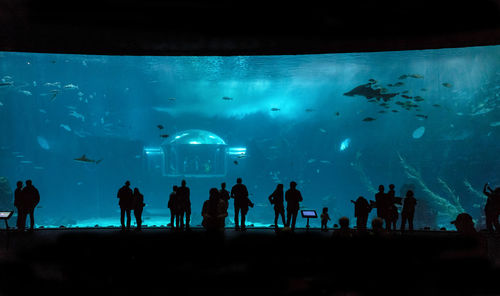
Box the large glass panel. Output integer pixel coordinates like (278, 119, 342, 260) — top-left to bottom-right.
(0, 45, 499, 229)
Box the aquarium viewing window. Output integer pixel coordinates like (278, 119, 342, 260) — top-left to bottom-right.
(0, 45, 499, 229)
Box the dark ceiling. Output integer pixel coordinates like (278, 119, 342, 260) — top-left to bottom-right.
(0, 0, 499, 55)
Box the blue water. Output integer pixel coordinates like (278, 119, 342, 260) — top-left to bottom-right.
(0, 45, 499, 229)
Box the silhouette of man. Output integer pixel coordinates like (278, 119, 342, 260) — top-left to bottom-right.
(117, 181, 133, 231)
(386, 184, 398, 231)
(219, 183, 230, 227)
(483, 183, 500, 232)
(231, 177, 252, 230)
(22, 180, 40, 231)
(375, 185, 388, 229)
(401, 190, 417, 232)
(320, 207, 331, 231)
(352, 196, 371, 231)
(268, 184, 286, 229)
(177, 180, 191, 230)
(168, 185, 178, 229)
(13, 181, 25, 230)
(285, 181, 303, 232)
(133, 188, 145, 231)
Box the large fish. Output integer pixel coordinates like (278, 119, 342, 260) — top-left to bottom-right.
(344, 83, 398, 102)
(74, 154, 102, 164)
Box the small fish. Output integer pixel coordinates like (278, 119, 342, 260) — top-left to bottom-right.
(416, 114, 428, 119)
(378, 110, 387, 113)
(233, 160, 238, 165)
(270, 108, 280, 111)
(368, 79, 377, 83)
(74, 154, 102, 164)
(442, 83, 452, 88)
(19, 90, 32, 96)
(20, 160, 33, 164)
(394, 82, 404, 87)
(413, 96, 424, 101)
(421, 88, 427, 91)
(77, 91, 84, 97)
(44, 82, 61, 88)
(69, 110, 85, 122)
(34, 166, 44, 170)
(335, 112, 340, 116)
(409, 74, 424, 79)
(64, 83, 79, 90)
(167, 97, 176, 101)
(402, 90, 409, 94)
(391, 110, 399, 112)
(40, 109, 48, 114)
(0, 102, 3, 106)
(401, 95, 412, 99)
(222, 97, 233, 101)
(398, 75, 408, 80)
(60, 124, 72, 132)
(50, 92, 58, 102)
(305, 108, 314, 112)
(319, 160, 331, 164)
(160, 134, 169, 138)
(33, 81, 37, 87)
(0, 82, 13, 86)
(307, 159, 316, 164)
(387, 84, 393, 87)
(319, 128, 327, 133)
(489, 121, 500, 127)
(362, 117, 376, 122)
(316, 169, 320, 174)
(157, 125, 164, 130)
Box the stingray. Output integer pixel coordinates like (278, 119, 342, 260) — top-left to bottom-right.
(344, 83, 399, 102)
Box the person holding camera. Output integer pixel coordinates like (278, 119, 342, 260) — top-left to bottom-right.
(268, 184, 285, 230)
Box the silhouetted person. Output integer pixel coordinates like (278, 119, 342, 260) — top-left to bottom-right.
(451, 213, 476, 235)
(483, 183, 499, 233)
(285, 181, 303, 232)
(352, 196, 371, 231)
(320, 207, 331, 231)
(268, 184, 286, 229)
(231, 178, 252, 230)
(202, 188, 227, 231)
(401, 190, 417, 232)
(375, 185, 388, 229)
(334, 216, 353, 237)
(22, 180, 39, 231)
(386, 184, 398, 231)
(117, 180, 133, 231)
(177, 180, 191, 230)
(371, 217, 387, 236)
(168, 185, 179, 229)
(219, 182, 230, 213)
(13, 181, 25, 230)
(133, 188, 145, 231)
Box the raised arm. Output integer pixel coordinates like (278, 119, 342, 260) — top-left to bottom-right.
(484, 183, 492, 196)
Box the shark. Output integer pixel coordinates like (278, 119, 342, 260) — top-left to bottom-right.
(344, 83, 399, 102)
(74, 154, 102, 164)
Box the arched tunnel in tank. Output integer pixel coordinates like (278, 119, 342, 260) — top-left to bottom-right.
(142, 129, 246, 178)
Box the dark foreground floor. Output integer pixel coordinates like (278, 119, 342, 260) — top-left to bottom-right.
(1, 228, 500, 296)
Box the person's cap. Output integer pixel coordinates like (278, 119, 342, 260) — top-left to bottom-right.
(451, 213, 473, 224)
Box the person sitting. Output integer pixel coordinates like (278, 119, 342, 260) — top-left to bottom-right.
(333, 217, 353, 237)
(202, 188, 227, 232)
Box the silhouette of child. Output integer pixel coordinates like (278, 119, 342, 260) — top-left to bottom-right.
(320, 207, 331, 231)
